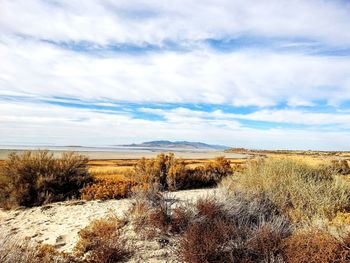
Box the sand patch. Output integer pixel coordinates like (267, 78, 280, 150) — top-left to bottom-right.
(0, 188, 216, 254)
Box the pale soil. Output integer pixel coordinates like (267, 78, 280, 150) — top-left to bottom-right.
(0, 188, 217, 262)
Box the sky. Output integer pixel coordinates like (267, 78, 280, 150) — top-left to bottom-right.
(1, 0, 350, 150)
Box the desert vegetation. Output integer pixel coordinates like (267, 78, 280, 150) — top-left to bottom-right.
(1, 151, 350, 262)
(127, 189, 291, 263)
(222, 157, 350, 223)
(0, 151, 233, 206)
(0, 150, 92, 209)
(80, 153, 233, 201)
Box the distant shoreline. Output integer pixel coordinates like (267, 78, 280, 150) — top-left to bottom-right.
(0, 147, 249, 160)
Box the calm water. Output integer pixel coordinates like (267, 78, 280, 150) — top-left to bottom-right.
(0, 145, 249, 160)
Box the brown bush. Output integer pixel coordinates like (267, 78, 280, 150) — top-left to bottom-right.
(283, 230, 350, 263)
(170, 205, 194, 234)
(0, 150, 93, 208)
(329, 159, 350, 175)
(127, 185, 198, 240)
(179, 212, 235, 263)
(203, 157, 233, 183)
(132, 154, 233, 191)
(80, 178, 142, 200)
(246, 224, 285, 262)
(340, 235, 350, 261)
(129, 190, 290, 263)
(128, 186, 174, 238)
(74, 216, 131, 262)
(133, 153, 187, 190)
(178, 194, 291, 263)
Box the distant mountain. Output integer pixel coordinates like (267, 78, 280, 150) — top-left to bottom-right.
(123, 140, 228, 150)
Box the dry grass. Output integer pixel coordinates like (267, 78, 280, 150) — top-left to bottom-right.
(127, 185, 173, 238)
(0, 233, 79, 263)
(222, 157, 350, 222)
(0, 150, 236, 204)
(74, 216, 131, 262)
(3, 153, 350, 262)
(82, 154, 235, 201)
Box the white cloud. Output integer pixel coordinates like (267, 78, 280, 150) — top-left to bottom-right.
(1, 101, 350, 150)
(1, 0, 350, 46)
(1, 0, 350, 149)
(140, 107, 350, 127)
(1, 38, 350, 106)
(234, 109, 350, 126)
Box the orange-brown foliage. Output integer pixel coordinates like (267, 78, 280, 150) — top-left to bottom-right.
(283, 230, 350, 263)
(80, 178, 144, 200)
(75, 217, 131, 262)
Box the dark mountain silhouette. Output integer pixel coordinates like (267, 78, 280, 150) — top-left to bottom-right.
(123, 140, 228, 150)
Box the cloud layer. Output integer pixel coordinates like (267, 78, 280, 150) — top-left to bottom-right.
(1, 0, 350, 149)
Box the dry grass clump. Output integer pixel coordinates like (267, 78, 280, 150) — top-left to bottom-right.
(74, 216, 131, 262)
(127, 185, 178, 238)
(0, 234, 78, 263)
(223, 157, 350, 222)
(283, 230, 350, 263)
(0, 150, 93, 208)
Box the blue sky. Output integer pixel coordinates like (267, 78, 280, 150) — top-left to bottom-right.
(1, 0, 350, 150)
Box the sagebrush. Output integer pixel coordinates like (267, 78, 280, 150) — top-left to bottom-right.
(222, 157, 350, 222)
(0, 150, 93, 208)
(128, 188, 291, 263)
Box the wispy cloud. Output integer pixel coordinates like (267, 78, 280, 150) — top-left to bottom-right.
(1, 0, 350, 46)
(1, 0, 350, 149)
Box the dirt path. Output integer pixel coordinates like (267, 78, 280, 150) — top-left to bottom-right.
(0, 188, 217, 253)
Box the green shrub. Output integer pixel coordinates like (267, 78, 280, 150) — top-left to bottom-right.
(0, 150, 93, 208)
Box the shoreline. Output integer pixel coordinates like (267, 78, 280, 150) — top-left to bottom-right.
(0, 148, 249, 160)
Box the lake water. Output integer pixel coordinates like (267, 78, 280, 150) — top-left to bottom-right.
(0, 145, 249, 160)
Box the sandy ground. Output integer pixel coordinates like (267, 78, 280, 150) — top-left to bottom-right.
(0, 188, 216, 257)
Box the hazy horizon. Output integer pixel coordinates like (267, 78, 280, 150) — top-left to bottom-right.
(1, 1, 350, 150)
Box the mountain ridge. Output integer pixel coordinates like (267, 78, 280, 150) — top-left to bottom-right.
(122, 140, 228, 150)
